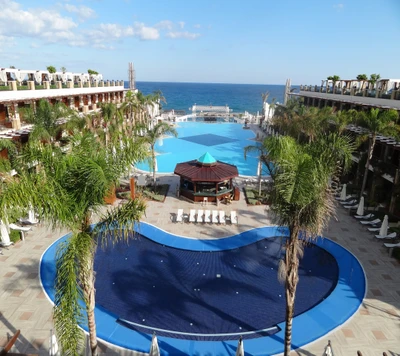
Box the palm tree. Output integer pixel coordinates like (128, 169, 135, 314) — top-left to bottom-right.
(262, 133, 353, 355)
(369, 73, 381, 91)
(22, 99, 75, 145)
(21, 132, 149, 356)
(121, 90, 140, 133)
(327, 75, 340, 93)
(357, 74, 368, 91)
(357, 108, 399, 198)
(141, 122, 177, 189)
(333, 109, 357, 135)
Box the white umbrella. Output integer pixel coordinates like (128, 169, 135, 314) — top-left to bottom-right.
(379, 215, 389, 236)
(340, 184, 347, 200)
(149, 332, 160, 356)
(49, 329, 59, 356)
(0, 220, 12, 247)
(257, 160, 262, 177)
(236, 336, 244, 356)
(356, 196, 364, 216)
(323, 340, 333, 356)
(28, 208, 38, 224)
(154, 157, 158, 173)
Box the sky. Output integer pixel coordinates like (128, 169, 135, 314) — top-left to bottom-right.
(0, 0, 399, 85)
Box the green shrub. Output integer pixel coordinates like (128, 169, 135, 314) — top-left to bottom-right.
(248, 198, 259, 205)
(142, 184, 169, 202)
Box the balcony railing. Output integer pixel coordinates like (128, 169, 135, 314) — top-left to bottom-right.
(299, 85, 400, 101)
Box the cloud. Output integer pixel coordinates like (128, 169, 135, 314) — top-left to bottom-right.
(333, 3, 344, 10)
(193, 24, 201, 29)
(0, 1, 201, 49)
(0, 0, 78, 42)
(155, 20, 174, 31)
(63, 4, 96, 20)
(165, 31, 201, 40)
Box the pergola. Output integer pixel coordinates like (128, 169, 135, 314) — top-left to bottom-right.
(174, 152, 239, 203)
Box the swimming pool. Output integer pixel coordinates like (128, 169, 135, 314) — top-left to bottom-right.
(136, 122, 264, 176)
(40, 224, 366, 355)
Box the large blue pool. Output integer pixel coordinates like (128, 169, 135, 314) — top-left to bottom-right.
(40, 224, 366, 355)
(136, 122, 263, 176)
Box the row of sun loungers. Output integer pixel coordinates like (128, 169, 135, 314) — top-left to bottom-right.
(335, 186, 400, 255)
(176, 209, 238, 225)
(354, 212, 400, 256)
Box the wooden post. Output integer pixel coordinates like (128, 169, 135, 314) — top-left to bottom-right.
(130, 177, 135, 200)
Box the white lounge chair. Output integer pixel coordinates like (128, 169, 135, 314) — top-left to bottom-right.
(176, 209, 184, 223)
(219, 211, 226, 225)
(355, 213, 374, 219)
(340, 199, 357, 206)
(189, 209, 196, 223)
(196, 209, 204, 223)
(204, 210, 211, 223)
(335, 194, 352, 201)
(343, 203, 358, 209)
(384, 241, 400, 248)
(9, 223, 32, 240)
(375, 232, 397, 240)
(367, 227, 381, 232)
(230, 211, 238, 225)
(360, 218, 381, 225)
(212, 210, 219, 224)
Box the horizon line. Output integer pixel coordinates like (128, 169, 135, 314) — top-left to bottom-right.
(128, 80, 292, 86)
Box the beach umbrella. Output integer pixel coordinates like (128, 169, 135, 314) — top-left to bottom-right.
(49, 329, 59, 356)
(340, 184, 347, 200)
(356, 196, 364, 216)
(0, 220, 12, 247)
(154, 157, 158, 173)
(257, 160, 262, 177)
(236, 336, 244, 356)
(379, 215, 389, 236)
(323, 340, 334, 356)
(149, 332, 160, 356)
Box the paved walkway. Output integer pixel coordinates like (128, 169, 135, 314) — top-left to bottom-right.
(1, 176, 399, 355)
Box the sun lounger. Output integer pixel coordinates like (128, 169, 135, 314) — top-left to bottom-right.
(335, 194, 352, 201)
(219, 211, 226, 225)
(230, 211, 238, 225)
(189, 209, 196, 223)
(204, 210, 211, 223)
(176, 209, 183, 223)
(355, 213, 374, 219)
(340, 199, 357, 206)
(212, 210, 219, 224)
(343, 203, 358, 209)
(196, 209, 204, 223)
(360, 218, 381, 225)
(9, 223, 31, 232)
(384, 241, 400, 248)
(367, 227, 381, 232)
(375, 232, 397, 240)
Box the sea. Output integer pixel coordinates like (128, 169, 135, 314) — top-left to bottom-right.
(124, 81, 287, 114)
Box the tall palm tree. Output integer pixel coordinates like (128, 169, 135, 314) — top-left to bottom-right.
(356, 74, 368, 91)
(333, 109, 357, 135)
(121, 90, 140, 133)
(327, 75, 340, 93)
(141, 122, 177, 188)
(21, 99, 76, 145)
(357, 108, 399, 198)
(262, 133, 353, 355)
(21, 132, 149, 356)
(369, 73, 381, 91)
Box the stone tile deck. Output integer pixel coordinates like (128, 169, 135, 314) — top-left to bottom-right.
(1, 176, 399, 355)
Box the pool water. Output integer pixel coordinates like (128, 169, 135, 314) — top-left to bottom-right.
(136, 122, 265, 176)
(94, 234, 338, 341)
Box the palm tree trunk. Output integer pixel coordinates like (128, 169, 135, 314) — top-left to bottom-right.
(152, 146, 156, 190)
(86, 267, 98, 356)
(284, 225, 300, 356)
(360, 136, 375, 199)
